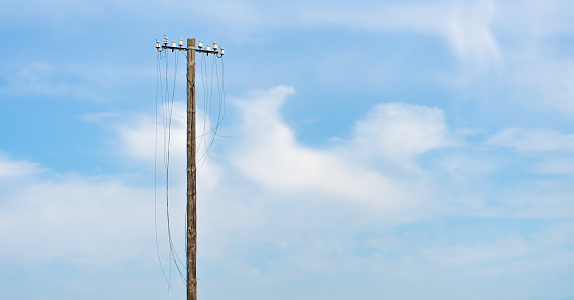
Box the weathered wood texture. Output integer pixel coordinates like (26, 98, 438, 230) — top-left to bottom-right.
(186, 38, 198, 300)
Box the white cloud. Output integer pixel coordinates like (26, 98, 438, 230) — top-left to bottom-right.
(292, 0, 501, 68)
(0, 156, 41, 179)
(2, 63, 97, 100)
(118, 101, 221, 192)
(495, 0, 574, 39)
(499, 179, 574, 219)
(487, 127, 574, 152)
(100, 85, 456, 224)
(0, 0, 102, 19)
(353, 102, 454, 161)
(230, 86, 403, 205)
(507, 48, 574, 115)
(532, 159, 574, 176)
(446, 0, 500, 68)
(78, 112, 120, 123)
(436, 153, 498, 182)
(0, 100, 221, 266)
(0, 164, 156, 265)
(227, 86, 457, 217)
(422, 222, 574, 271)
(423, 237, 529, 266)
(0, 62, 154, 102)
(119, 102, 186, 164)
(4, 0, 505, 68)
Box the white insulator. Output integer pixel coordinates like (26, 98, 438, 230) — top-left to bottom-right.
(163, 37, 168, 45)
(156, 41, 160, 49)
(198, 41, 203, 48)
(178, 39, 183, 47)
(213, 42, 217, 50)
(206, 45, 210, 51)
(220, 47, 224, 55)
(171, 41, 176, 47)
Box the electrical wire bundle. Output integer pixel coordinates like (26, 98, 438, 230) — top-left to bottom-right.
(154, 42, 226, 289)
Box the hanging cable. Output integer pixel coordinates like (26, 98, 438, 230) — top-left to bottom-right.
(154, 42, 227, 290)
(165, 50, 187, 283)
(155, 50, 170, 289)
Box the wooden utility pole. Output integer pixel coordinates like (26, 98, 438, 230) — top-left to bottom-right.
(186, 37, 198, 300)
(156, 36, 224, 300)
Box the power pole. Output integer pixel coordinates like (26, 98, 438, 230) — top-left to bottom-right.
(156, 36, 224, 300)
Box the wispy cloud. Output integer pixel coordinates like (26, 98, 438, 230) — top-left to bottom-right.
(0, 162, 155, 265)
(353, 102, 455, 161)
(0, 156, 41, 179)
(0, 62, 154, 102)
(487, 128, 574, 152)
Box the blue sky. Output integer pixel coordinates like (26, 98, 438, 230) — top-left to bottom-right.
(2, 0, 574, 299)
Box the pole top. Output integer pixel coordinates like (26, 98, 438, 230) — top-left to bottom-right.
(187, 38, 196, 48)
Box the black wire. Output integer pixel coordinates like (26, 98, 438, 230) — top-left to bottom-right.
(219, 57, 229, 137)
(165, 50, 187, 283)
(197, 54, 217, 164)
(201, 55, 220, 164)
(199, 53, 208, 154)
(203, 52, 212, 159)
(156, 43, 188, 289)
(196, 54, 210, 164)
(155, 50, 170, 289)
(163, 50, 173, 285)
(196, 51, 230, 165)
(198, 54, 229, 165)
(193, 57, 229, 138)
(154, 47, 228, 289)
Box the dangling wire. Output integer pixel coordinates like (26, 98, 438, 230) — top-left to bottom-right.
(198, 51, 209, 155)
(155, 49, 170, 289)
(196, 52, 228, 165)
(163, 48, 177, 286)
(156, 48, 187, 289)
(218, 57, 227, 135)
(165, 50, 187, 284)
(154, 45, 227, 290)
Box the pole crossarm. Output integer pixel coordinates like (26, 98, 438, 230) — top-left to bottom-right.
(160, 45, 220, 55)
(156, 38, 224, 57)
